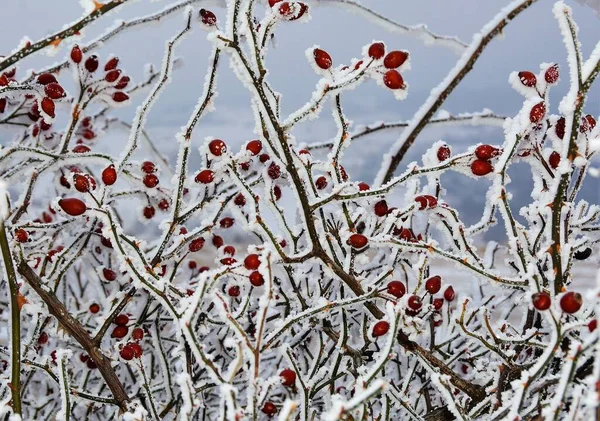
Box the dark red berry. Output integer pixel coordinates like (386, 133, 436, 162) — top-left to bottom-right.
(72, 145, 90, 153)
(374, 200, 388, 217)
(85, 55, 99, 73)
(387, 281, 405, 298)
(102, 165, 117, 185)
(407, 295, 422, 311)
(89, 303, 100, 314)
(244, 254, 260, 270)
(234, 193, 246, 206)
(199, 8, 217, 26)
(111, 325, 129, 339)
(518, 71, 537, 87)
(273, 186, 282, 201)
(212, 235, 224, 248)
(433, 298, 444, 310)
(475, 144, 500, 160)
(73, 174, 90, 192)
(59, 198, 86, 216)
(529, 102, 546, 123)
(444, 286, 455, 302)
(143, 206, 155, 219)
(383, 51, 409, 69)
(38, 332, 49, 345)
(131, 328, 144, 341)
(358, 182, 370, 191)
(315, 176, 328, 190)
(588, 319, 597, 332)
(143, 174, 159, 188)
(223, 245, 236, 255)
(104, 57, 119, 71)
(437, 145, 451, 162)
(220, 217, 234, 228)
(268, 162, 281, 179)
(115, 314, 129, 326)
(112, 92, 129, 103)
(228, 285, 240, 297)
(555, 117, 565, 139)
(372, 321, 390, 337)
(40, 97, 55, 118)
(425, 276, 442, 294)
(158, 199, 169, 211)
(368, 42, 385, 59)
(280, 369, 296, 386)
(261, 402, 277, 416)
(313, 48, 332, 70)
(246, 139, 262, 155)
(471, 159, 493, 176)
(347, 234, 368, 250)
(249, 271, 264, 287)
(189, 238, 205, 252)
(195, 169, 214, 184)
(560, 292, 582, 314)
(15, 229, 28, 243)
(105, 69, 121, 83)
(103, 268, 117, 281)
(37, 73, 57, 85)
(549, 151, 560, 169)
(71, 45, 83, 63)
(545, 64, 559, 84)
(532, 292, 551, 311)
(115, 76, 130, 90)
(209, 139, 227, 156)
(383, 70, 404, 89)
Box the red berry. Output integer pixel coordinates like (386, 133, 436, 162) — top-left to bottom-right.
(249, 271, 264, 287)
(102, 165, 117, 185)
(532, 292, 551, 311)
(104, 57, 119, 71)
(112, 92, 129, 103)
(383, 51, 409, 69)
(555, 117, 565, 139)
(234, 193, 246, 206)
(433, 298, 444, 310)
(273, 185, 282, 201)
(582, 114, 596, 132)
(246, 139, 263, 155)
(387, 281, 406, 298)
(518, 71, 537, 87)
(115, 76, 130, 90)
(87, 359, 98, 369)
(111, 325, 128, 339)
(37, 73, 57, 85)
(475, 144, 500, 160)
(529, 102, 546, 124)
(38, 332, 49, 345)
(131, 328, 144, 341)
(0, 98, 6, 113)
(195, 169, 215, 184)
(444, 286, 455, 302)
(315, 176, 328, 190)
(437, 145, 451, 162)
(209, 139, 227, 156)
(268, 162, 281, 179)
(158, 199, 170, 211)
(189, 238, 205, 252)
(347, 233, 368, 250)
(105, 69, 121, 83)
(425, 276, 442, 294)
(71, 45, 83, 63)
(143, 174, 159, 188)
(358, 182, 370, 191)
(89, 303, 100, 314)
(471, 159, 493, 176)
(545, 64, 559, 84)
(244, 254, 260, 270)
(407, 295, 422, 311)
(588, 319, 597, 332)
(560, 291, 582, 314)
(101, 237, 113, 249)
(221, 257, 237, 266)
(220, 217, 234, 228)
(103, 268, 117, 281)
(259, 153, 270, 163)
(280, 369, 296, 386)
(74, 174, 91, 193)
(374, 200, 388, 217)
(120, 343, 142, 360)
(143, 206, 155, 219)
(44, 82, 65, 100)
(269, 0, 282, 6)
(140, 161, 155, 173)
(313, 48, 332, 70)
(223, 245, 236, 255)
(372, 321, 390, 337)
(383, 70, 404, 90)
(199, 8, 217, 26)
(115, 314, 129, 326)
(85, 55, 99, 73)
(40, 97, 55, 118)
(212, 235, 224, 248)
(368, 42, 385, 59)
(72, 145, 90, 153)
(548, 151, 560, 169)
(59, 198, 86, 216)
(15, 229, 28, 243)
(261, 402, 277, 416)
(228, 285, 240, 297)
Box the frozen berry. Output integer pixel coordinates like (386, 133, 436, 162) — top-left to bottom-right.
(249, 271, 264, 287)
(103, 268, 117, 281)
(437, 145, 451, 162)
(189, 238, 205, 252)
(102, 165, 117, 185)
(475, 144, 500, 160)
(59, 198, 86, 216)
(372, 321, 390, 337)
(444, 286, 455, 302)
(246, 139, 262, 155)
(548, 151, 560, 169)
(383, 70, 404, 89)
(85, 55, 99, 73)
(544, 64, 559, 84)
(143, 206, 155, 219)
(71, 45, 83, 63)
(425, 276, 442, 294)
(347, 234, 368, 250)
(532, 292, 551, 311)
(471, 159, 493, 176)
(387, 281, 406, 298)
(89, 303, 100, 314)
(195, 169, 214, 184)
(518, 71, 537, 87)
(313, 48, 332, 70)
(244, 254, 260, 270)
(407, 295, 422, 311)
(383, 51, 409, 69)
(368, 42, 385, 59)
(315, 176, 327, 190)
(15, 229, 28, 243)
(111, 325, 128, 339)
(374, 200, 388, 217)
(143, 174, 159, 188)
(228, 285, 240, 297)
(529, 102, 546, 124)
(560, 291, 582, 314)
(209, 139, 227, 156)
(280, 368, 296, 386)
(115, 314, 129, 326)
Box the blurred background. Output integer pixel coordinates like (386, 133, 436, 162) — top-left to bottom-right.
(0, 0, 598, 244)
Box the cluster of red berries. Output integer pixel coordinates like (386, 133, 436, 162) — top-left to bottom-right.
(532, 291, 583, 314)
(471, 144, 501, 176)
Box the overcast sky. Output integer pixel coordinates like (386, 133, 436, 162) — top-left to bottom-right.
(1, 0, 599, 241)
